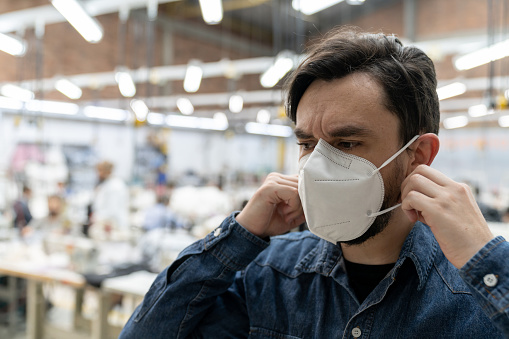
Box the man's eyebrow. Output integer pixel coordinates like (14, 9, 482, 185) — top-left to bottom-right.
(294, 128, 313, 140)
(294, 125, 374, 139)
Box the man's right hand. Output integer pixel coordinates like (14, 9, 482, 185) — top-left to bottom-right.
(235, 173, 305, 239)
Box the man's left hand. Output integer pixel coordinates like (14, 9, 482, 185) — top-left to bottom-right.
(401, 165, 495, 269)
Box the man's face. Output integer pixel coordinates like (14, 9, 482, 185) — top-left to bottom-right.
(295, 72, 410, 245)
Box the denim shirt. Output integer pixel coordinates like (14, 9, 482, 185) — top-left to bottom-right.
(120, 213, 508, 338)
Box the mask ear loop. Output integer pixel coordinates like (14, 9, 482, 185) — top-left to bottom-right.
(367, 135, 420, 217)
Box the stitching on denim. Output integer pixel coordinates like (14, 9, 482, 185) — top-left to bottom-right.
(249, 327, 302, 339)
(253, 261, 302, 278)
(434, 262, 470, 294)
(177, 267, 230, 338)
(464, 238, 506, 277)
(211, 246, 244, 270)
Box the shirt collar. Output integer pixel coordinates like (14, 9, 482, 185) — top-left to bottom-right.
(296, 222, 439, 290)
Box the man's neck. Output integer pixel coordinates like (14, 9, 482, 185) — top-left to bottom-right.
(340, 210, 414, 265)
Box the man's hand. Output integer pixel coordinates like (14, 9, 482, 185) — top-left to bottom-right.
(235, 173, 305, 239)
(401, 165, 495, 269)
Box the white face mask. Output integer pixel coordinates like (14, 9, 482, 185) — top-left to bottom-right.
(298, 135, 419, 244)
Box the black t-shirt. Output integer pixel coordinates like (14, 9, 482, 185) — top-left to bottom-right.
(344, 259, 395, 304)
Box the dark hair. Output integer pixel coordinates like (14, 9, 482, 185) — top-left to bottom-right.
(285, 27, 440, 144)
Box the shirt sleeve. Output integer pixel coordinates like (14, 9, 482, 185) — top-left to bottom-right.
(459, 236, 509, 336)
(119, 212, 269, 339)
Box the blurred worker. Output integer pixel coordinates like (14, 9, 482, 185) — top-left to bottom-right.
(23, 195, 72, 236)
(12, 185, 32, 230)
(89, 161, 129, 239)
(142, 195, 182, 231)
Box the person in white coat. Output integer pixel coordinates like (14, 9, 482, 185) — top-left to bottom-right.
(90, 161, 129, 239)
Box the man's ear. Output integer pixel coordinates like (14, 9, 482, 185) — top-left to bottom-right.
(408, 133, 440, 173)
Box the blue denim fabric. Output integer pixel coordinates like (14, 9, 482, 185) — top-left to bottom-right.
(120, 213, 507, 338)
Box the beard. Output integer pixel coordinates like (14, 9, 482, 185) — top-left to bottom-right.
(339, 157, 405, 246)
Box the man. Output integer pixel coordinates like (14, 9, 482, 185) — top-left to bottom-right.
(120, 28, 508, 337)
(89, 161, 129, 239)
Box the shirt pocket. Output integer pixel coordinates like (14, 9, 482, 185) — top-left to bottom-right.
(249, 327, 302, 339)
(133, 269, 168, 322)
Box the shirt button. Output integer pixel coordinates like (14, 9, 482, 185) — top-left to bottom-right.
(483, 273, 498, 287)
(352, 327, 362, 338)
(213, 228, 221, 237)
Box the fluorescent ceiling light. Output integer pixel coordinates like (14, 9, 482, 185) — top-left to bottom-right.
(0, 84, 34, 101)
(183, 63, 203, 93)
(256, 109, 271, 124)
(176, 98, 194, 115)
(437, 82, 466, 100)
(147, 112, 165, 125)
(499, 115, 509, 128)
(229, 95, 243, 113)
(55, 79, 82, 99)
(245, 122, 293, 137)
(166, 115, 228, 131)
(454, 39, 509, 71)
(26, 100, 79, 115)
(443, 116, 468, 129)
(0, 33, 26, 56)
(346, 0, 365, 4)
(213, 112, 228, 125)
(0, 96, 23, 110)
(83, 106, 128, 121)
(51, 0, 104, 43)
(115, 71, 136, 97)
(468, 104, 488, 117)
(292, 0, 344, 15)
(199, 0, 223, 24)
(260, 53, 294, 88)
(130, 99, 149, 121)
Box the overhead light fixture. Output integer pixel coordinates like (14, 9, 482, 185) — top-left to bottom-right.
(260, 52, 294, 88)
(0, 84, 34, 101)
(55, 78, 82, 99)
(51, 0, 103, 43)
(468, 104, 489, 117)
(213, 112, 228, 125)
(499, 115, 509, 127)
(147, 112, 165, 125)
(26, 100, 79, 115)
(183, 61, 203, 93)
(0, 33, 27, 56)
(292, 0, 344, 15)
(256, 109, 271, 124)
(229, 94, 243, 113)
(442, 116, 468, 129)
(436, 82, 467, 100)
(346, 0, 365, 4)
(130, 99, 149, 121)
(83, 106, 128, 121)
(245, 122, 293, 137)
(166, 115, 228, 131)
(454, 38, 509, 71)
(0, 96, 24, 110)
(176, 98, 194, 115)
(115, 70, 136, 98)
(199, 0, 223, 24)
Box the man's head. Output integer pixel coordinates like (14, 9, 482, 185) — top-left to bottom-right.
(47, 195, 63, 218)
(285, 27, 440, 146)
(288, 28, 440, 245)
(96, 161, 114, 182)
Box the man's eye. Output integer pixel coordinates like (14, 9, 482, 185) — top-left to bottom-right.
(337, 142, 358, 150)
(297, 142, 313, 151)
